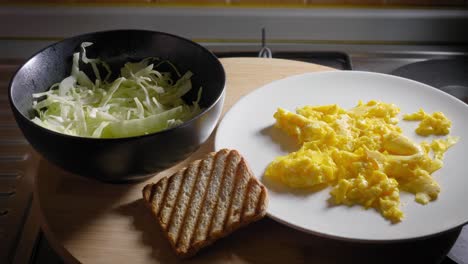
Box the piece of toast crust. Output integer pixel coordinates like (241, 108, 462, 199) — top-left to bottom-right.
(142, 149, 268, 258)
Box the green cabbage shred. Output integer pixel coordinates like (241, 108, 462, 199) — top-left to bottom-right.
(31, 42, 203, 138)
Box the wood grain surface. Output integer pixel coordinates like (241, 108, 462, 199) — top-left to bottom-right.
(34, 58, 460, 264)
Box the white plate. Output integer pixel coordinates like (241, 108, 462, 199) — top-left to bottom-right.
(215, 71, 468, 241)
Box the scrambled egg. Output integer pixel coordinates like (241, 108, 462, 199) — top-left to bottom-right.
(265, 100, 458, 223)
(403, 109, 452, 136)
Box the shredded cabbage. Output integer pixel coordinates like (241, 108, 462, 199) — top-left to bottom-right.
(31, 42, 203, 138)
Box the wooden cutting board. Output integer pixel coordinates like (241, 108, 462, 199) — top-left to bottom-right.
(34, 58, 458, 264)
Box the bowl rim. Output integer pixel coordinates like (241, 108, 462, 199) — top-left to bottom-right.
(8, 29, 226, 141)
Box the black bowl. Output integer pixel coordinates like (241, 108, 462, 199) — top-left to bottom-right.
(8, 30, 225, 183)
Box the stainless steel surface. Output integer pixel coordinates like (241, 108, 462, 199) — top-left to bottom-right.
(350, 53, 464, 73)
(8, 7, 466, 44)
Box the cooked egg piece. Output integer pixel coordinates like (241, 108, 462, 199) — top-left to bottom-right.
(402, 108, 426, 120)
(382, 132, 420, 156)
(273, 108, 334, 144)
(264, 147, 336, 188)
(403, 109, 451, 136)
(399, 169, 440, 205)
(430, 136, 459, 160)
(330, 171, 403, 223)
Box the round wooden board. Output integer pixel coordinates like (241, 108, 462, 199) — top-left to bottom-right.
(35, 58, 460, 264)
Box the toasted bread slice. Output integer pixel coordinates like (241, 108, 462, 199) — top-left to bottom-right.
(142, 149, 268, 258)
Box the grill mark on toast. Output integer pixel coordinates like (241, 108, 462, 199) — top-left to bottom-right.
(221, 154, 242, 231)
(192, 149, 229, 246)
(166, 169, 188, 243)
(159, 169, 185, 230)
(167, 160, 201, 248)
(239, 178, 254, 222)
(151, 178, 169, 216)
(242, 179, 261, 219)
(157, 178, 170, 216)
(226, 159, 250, 228)
(209, 150, 241, 237)
(149, 184, 156, 204)
(255, 186, 268, 216)
(187, 152, 219, 249)
(176, 153, 215, 253)
(175, 160, 203, 252)
(205, 150, 231, 239)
